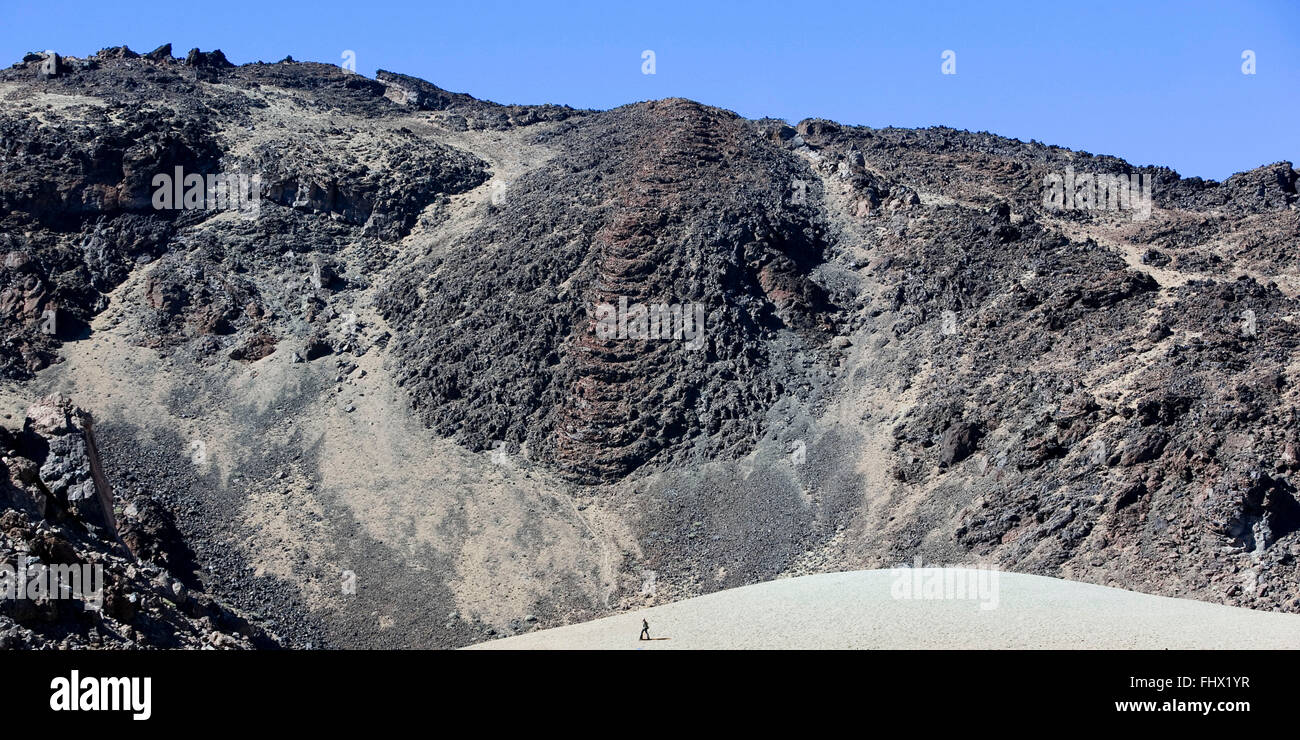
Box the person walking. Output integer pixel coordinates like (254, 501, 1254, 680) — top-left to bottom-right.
(639, 619, 650, 641)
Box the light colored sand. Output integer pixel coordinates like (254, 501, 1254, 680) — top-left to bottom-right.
(472, 569, 1300, 649)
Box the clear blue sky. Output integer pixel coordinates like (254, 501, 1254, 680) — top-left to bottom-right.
(3, 0, 1296, 180)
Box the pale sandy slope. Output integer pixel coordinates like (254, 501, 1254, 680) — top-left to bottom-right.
(471, 569, 1300, 649)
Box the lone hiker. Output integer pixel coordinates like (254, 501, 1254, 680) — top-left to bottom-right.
(639, 619, 650, 641)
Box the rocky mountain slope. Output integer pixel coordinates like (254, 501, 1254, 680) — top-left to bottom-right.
(1, 45, 1296, 648)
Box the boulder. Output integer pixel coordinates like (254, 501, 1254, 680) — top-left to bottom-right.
(939, 422, 983, 467)
(23, 394, 117, 536)
(1118, 430, 1169, 466)
(184, 48, 233, 68)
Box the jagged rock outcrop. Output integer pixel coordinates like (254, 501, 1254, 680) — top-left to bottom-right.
(240, 130, 488, 238)
(24, 394, 116, 535)
(376, 69, 578, 129)
(1, 395, 275, 649)
(378, 98, 836, 482)
(0, 47, 491, 377)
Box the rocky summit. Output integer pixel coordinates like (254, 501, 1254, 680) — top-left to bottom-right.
(0, 45, 1297, 649)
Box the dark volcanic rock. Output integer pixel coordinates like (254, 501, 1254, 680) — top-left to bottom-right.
(940, 422, 983, 467)
(24, 394, 116, 535)
(379, 98, 835, 482)
(241, 130, 487, 238)
(1, 395, 274, 649)
(144, 43, 173, 62)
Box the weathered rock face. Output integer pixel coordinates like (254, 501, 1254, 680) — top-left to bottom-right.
(1, 394, 272, 649)
(26, 394, 117, 535)
(375, 69, 577, 129)
(1, 44, 1299, 646)
(378, 99, 836, 482)
(241, 130, 488, 238)
(792, 122, 1300, 609)
(0, 48, 495, 378)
